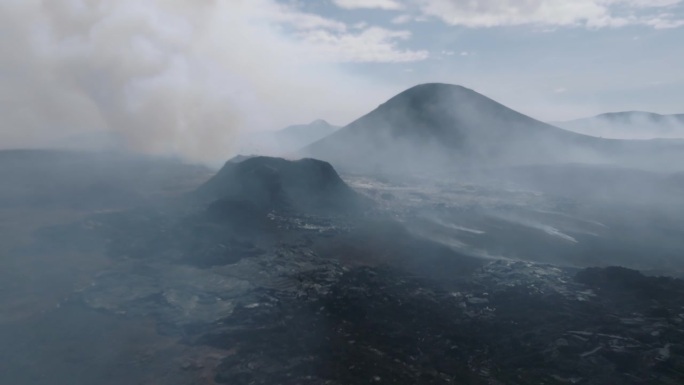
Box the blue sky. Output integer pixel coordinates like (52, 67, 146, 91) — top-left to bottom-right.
(283, 0, 684, 121)
(1, 0, 682, 160)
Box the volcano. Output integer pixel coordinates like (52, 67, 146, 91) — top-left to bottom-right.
(301, 83, 684, 174)
(194, 156, 364, 214)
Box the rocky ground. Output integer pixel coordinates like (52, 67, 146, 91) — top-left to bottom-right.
(68, 213, 684, 384)
(2, 154, 684, 384)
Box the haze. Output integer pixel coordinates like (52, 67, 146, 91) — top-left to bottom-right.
(2, 1, 684, 385)
(2, 0, 683, 162)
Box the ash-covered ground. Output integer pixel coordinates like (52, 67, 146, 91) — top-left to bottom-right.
(1, 152, 684, 385)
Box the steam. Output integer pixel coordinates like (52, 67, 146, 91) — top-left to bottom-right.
(0, 0, 388, 162)
(556, 112, 684, 140)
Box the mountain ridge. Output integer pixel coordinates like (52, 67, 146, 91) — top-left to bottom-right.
(234, 120, 340, 156)
(301, 83, 610, 174)
(194, 156, 364, 214)
(564, 111, 684, 122)
(300, 83, 684, 174)
(554, 111, 684, 139)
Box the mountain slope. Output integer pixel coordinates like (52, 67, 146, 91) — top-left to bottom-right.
(301, 84, 605, 174)
(301, 84, 684, 174)
(194, 156, 364, 214)
(554, 111, 684, 139)
(276, 119, 340, 149)
(234, 120, 339, 156)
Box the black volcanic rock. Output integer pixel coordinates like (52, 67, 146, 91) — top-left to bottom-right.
(575, 266, 682, 301)
(194, 156, 364, 214)
(201, 262, 684, 385)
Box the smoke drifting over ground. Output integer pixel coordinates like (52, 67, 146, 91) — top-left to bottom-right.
(555, 111, 684, 139)
(0, 0, 385, 162)
(3, 3, 684, 383)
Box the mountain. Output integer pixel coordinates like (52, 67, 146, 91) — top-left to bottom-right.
(276, 119, 340, 149)
(554, 111, 684, 139)
(300, 83, 598, 174)
(301, 84, 684, 174)
(234, 120, 339, 156)
(194, 156, 364, 215)
(0, 149, 212, 210)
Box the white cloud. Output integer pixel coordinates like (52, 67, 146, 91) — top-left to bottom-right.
(336, 0, 683, 29)
(409, 0, 684, 29)
(263, 2, 427, 63)
(554, 87, 568, 94)
(265, 2, 348, 31)
(333, 0, 405, 10)
(300, 27, 429, 62)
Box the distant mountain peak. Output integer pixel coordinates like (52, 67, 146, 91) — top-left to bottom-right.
(555, 110, 684, 140)
(301, 82, 589, 174)
(403, 82, 471, 91)
(596, 111, 665, 119)
(599, 111, 658, 116)
(383, 83, 478, 106)
(233, 119, 340, 157)
(309, 119, 331, 126)
(280, 119, 339, 134)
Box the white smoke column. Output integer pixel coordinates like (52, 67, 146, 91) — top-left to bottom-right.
(0, 0, 385, 161)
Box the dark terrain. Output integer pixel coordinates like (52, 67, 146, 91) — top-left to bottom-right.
(2, 148, 684, 385)
(3, 84, 684, 385)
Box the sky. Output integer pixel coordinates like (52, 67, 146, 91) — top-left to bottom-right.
(0, 0, 683, 161)
(297, 0, 684, 120)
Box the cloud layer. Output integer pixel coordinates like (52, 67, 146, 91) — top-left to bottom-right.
(417, 0, 683, 28)
(2, 0, 681, 163)
(343, 0, 684, 29)
(333, 0, 405, 10)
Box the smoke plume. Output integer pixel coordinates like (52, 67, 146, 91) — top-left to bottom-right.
(0, 0, 386, 162)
